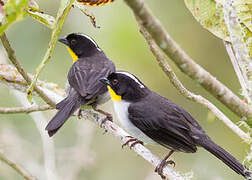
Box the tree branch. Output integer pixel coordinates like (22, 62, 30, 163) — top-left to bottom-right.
(0, 33, 56, 107)
(140, 27, 251, 143)
(0, 151, 37, 180)
(0, 64, 65, 104)
(0, 104, 52, 114)
(122, 0, 252, 119)
(0, 64, 189, 180)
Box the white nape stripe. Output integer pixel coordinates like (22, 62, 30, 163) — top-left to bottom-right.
(117, 71, 145, 88)
(77, 33, 102, 51)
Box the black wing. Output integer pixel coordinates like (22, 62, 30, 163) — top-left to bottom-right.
(128, 92, 203, 153)
(68, 56, 115, 99)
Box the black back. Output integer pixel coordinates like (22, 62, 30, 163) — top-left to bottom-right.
(128, 92, 204, 153)
(68, 52, 115, 101)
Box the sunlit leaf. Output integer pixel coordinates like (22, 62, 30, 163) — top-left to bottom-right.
(185, 0, 229, 40)
(0, 0, 30, 35)
(233, 0, 252, 32)
(184, 0, 251, 57)
(27, 9, 55, 29)
(242, 24, 252, 57)
(26, 0, 55, 29)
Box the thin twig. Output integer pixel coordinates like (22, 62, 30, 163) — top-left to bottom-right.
(123, 0, 252, 119)
(140, 27, 251, 143)
(73, 2, 100, 28)
(0, 33, 56, 107)
(26, 0, 75, 102)
(223, 41, 249, 102)
(0, 104, 52, 114)
(0, 151, 37, 180)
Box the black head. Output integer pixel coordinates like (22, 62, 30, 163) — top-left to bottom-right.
(58, 33, 102, 58)
(100, 71, 150, 102)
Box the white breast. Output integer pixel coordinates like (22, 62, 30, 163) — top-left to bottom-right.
(113, 100, 156, 145)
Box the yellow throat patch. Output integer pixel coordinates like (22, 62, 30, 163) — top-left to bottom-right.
(67, 47, 78, 63)
(107, 86, 121, 101)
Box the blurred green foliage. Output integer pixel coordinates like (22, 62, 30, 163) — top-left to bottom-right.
(0, 0, 30, 35)
(0, 0, 249, 180)
(185, 0, 252, 58)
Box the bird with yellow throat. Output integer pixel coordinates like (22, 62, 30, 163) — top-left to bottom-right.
(45, 33, 115, 137)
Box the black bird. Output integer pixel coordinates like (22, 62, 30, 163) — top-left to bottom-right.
(100, 71, 250, 179)
(45, 33, 115, 137)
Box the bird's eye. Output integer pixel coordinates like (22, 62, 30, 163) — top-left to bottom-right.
(71, 39, 77, 45)
(112, 79, 118, 85)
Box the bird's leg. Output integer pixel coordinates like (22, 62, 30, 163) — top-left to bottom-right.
(77, 108, 83, 119)
(92, 105, 113, 134)
(155, 150, 175, 179)
(92, 105, 113, 121)
(122, 136, 144, 149)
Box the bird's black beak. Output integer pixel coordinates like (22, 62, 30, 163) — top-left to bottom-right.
(58, 37, 69, 46)
(100, 77, 111, 86)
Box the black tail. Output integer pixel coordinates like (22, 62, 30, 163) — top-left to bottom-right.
(45, 96, 83, 137)
(196, 136, 250, 179)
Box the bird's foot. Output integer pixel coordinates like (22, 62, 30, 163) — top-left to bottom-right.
(99, 115, 113, 134)
(155, 159, 176, 179)
(77, 109, 83, 119)
(122, 136, 144, 149)
(92, 106, 113, 134)
(99, 114, 112, 127)
(92, 106, 113, 124)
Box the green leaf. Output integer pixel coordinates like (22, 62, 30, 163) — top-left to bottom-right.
(0, 0, 30, 35)
(233, 0, 252, 57)
(184, 0, 252, 57)
(27, 9, 56, 29)
(185, 0, 229, 40)
(26, 0, 56, 29)
(233, 0, 252, 32)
